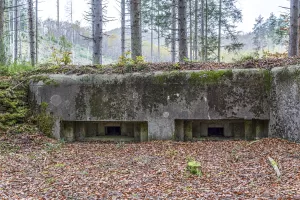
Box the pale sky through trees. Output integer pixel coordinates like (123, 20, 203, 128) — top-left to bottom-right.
(39, 0, 289, 33)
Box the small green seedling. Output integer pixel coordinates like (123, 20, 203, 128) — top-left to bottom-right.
(187, 160, 202, 176)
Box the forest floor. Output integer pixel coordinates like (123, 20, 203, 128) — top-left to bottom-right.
(12, 56, 300, 76)
(0, 134, 300, 199)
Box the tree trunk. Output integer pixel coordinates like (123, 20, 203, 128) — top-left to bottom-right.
(14, 0, 18, 63)
(57, 0, 60, 36)
(194, 0, 198, 60)
(70, 0, 75, 63)
(150, 0, 153, 62)
(91, 0, 94, 47)
(171, 0, 177, 63)
(298, 0, 300, 55)
(157, 0, 160, 62)
(289, 0, 298, 57)
(189, 0, 192, 60)
(178, 0, 187, 62)
(130, 0, 142, 60)
(36, 0, 38, 64)
(93, 0, 103, 64)
(201, 0, 204, 61)
(0, 0, 4, 64)
(157, 26, 160, 62)
(19, 19, 22, 61)
(205, 0, 208, 61)
(217, 0, 221, 62)
(9, 0, 13, 57)
(28, 0, 35, 66)
(121, 0, 126, 56)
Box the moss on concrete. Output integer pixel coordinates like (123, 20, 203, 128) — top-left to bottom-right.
(276, 67, 300, 83)
(262, 70, 272, 93)
(154, 71, 187, 85)
(30, 75, 58, 86)
(184, 121, 193, 141)
(189, 70, 233, 85)
(36, 102, 54, 137)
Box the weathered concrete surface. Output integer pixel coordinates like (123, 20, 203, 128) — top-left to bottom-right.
(270, 66, 300, 142)
(29, 69, 271, 141)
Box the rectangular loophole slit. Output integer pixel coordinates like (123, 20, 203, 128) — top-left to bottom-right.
(208, 128, 224, 137)
(105, 127, 121, 136)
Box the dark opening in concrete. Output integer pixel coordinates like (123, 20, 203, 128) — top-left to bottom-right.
(61, 121, 149, 142)
(208, 127, 224, 137)
(105, 126, 121, 136)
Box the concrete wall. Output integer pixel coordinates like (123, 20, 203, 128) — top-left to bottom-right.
(270, 66, 300, 142)
(29, 68, 272, 141)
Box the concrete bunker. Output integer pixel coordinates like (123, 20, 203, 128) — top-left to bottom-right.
(175, 119, 269, 141)
(62, 121, 148, 142)
(28, 66, 300, 143)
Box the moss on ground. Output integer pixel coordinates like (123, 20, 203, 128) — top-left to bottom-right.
(0, 77, 29, 132)
(0, 69, 57, 135)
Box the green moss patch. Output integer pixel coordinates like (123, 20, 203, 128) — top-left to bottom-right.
(36, 102, 54, 137)
(0, 77, 29, 132)
(189, 70, 233, 85)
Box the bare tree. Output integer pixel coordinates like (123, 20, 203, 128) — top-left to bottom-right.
(0, 0, 4, 64)
(66, 0, 74, 62)
(189, 0, 192, 60)
(289, 0, 298, 57)
(205, 0, 208, 61)
(121, 0, 125, 56)
(150, 0, 153, 61)
(201, 0, 205, 61)
(93, 0, 103, 64)
(28, 0, 35, 66)
(156, 0, 160, 62)
(171, 0, 177, 63)
(194, 0, 198, 61)
(201, 0, 204, 61)
(130, 0, 142, 59)
(36, 0, 38, 64)
(178, 0, 187, 62)
(14, 0, 18, 63)
(57, 0, 60, 36)
(217, 0, 221, 62)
